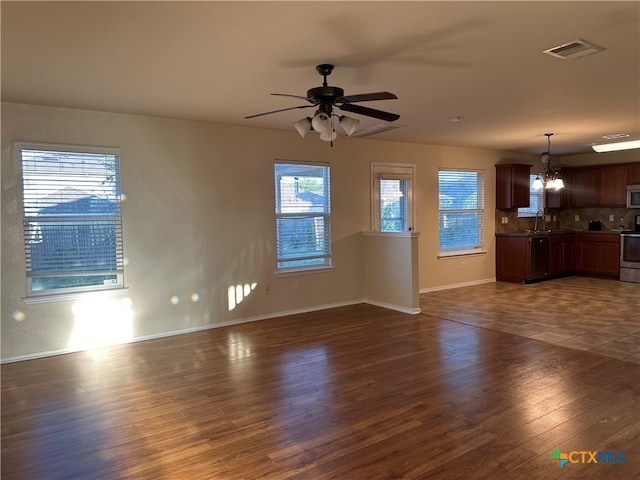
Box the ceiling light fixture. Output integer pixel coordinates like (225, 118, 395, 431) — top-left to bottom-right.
(339, 115, 360, 136)
(532, 133, 565, 190)
(592, 139, 640, 153)
(293, 108, 360, 146)
(293, 117, 312, 137)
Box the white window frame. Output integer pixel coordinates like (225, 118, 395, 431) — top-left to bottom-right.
(370, 162, 415, 232)
(274, 160, 332, 274)
(438, 168, 486, 257)
(15, 141, 125, 299)
(518, 174, 545, 217)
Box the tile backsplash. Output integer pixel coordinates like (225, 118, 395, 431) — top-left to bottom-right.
(495, 207, 640, 233)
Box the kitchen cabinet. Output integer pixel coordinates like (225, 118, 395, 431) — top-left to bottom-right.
(598, 164, 627, 206)
(545, 168, 572, 209)
(496, 235, 548, 283)
(496, 235, 529, 282)
(496, 164, 531, 209)
(571, 167, 598, 206)
(574, 233, 620, 277)
(549, 234, 575, 276)
(629, 162, 640, 185)
(570, 164, 628, 207)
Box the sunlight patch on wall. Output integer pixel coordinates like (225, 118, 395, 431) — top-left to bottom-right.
(170, 293, 201, 305)
(68, 296, 133, 351)
(227, 282, 257, 311)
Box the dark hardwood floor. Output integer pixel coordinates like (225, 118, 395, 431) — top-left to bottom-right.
(2, 301, 639, 479)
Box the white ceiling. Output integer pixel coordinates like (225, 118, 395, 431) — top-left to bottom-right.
(2, 1, 639, 155)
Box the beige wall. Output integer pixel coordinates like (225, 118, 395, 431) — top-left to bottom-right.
(1, 102, 533, 361)
(362, 232, 420, 313)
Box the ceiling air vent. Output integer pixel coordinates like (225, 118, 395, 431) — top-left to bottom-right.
(543, 39, 604, 61)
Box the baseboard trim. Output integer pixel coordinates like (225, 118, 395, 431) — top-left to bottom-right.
(1, 299, 364, 364)
(419, 278, 496, 294)
(363, 299, 421, 315)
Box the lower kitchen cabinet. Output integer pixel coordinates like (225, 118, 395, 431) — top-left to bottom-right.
(496, 236, 530, 283)
(574, 233, 620, 277)
(497, 232, 620, 283)
(549, 234, 574, 276)
(496, 235, 551, 283)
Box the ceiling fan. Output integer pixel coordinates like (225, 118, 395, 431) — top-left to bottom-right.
(245, 64, 400, 144)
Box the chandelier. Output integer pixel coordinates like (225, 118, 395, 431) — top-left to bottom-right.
(532, 133, 564, 190)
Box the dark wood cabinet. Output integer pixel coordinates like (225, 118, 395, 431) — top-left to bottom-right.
(496, 164, 531, 209)
(545, 168, 572, 209)
(629, 162, 640, 185)
(571, 167, 598, 206)
(497, 232, 619, 283)
(569, 164, 628, 207)
(496, 235, 530, 282)
(549, 234, 574, 276)
(574, 233, 620, 277)
(598, 164, 628, 206)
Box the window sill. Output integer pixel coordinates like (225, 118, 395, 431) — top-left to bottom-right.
(275, 265, 335, 277)
(438, 250, 486, 259)
(22, 287, 129, 304)
(362, 231, 420, 238)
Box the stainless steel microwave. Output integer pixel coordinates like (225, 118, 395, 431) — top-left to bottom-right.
(628, 184, 640, 208)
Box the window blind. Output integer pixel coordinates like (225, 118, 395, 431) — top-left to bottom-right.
(274, 162, 331, 271)
(518, 174, 544, 217)
(19, 145, 124, 295)
(438, 169, 485, 254)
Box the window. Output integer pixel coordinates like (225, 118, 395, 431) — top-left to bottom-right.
(17, 143, 124, 297)
(274, 162, 331, 272)
(518, 174, 544, 217)
(438, 169, 485, 255)
(371, 162, 415, 232)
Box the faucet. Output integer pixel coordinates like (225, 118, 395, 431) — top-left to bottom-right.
(533, 210, 543, 232)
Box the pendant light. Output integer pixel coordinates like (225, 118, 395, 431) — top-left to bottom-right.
(533, 133, 564, 190)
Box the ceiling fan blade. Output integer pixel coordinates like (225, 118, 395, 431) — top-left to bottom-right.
(351, 123, 405, 137)
(271, 93, 314, 103)
(337, 92, 397, 103)
(245, 105, 314, 119)
(338, 103, 400, 122)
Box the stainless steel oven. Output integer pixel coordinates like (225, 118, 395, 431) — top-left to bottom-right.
(620, 232, 640, 283)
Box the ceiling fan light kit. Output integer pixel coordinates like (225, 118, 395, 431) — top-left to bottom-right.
(246, 64, 399, 146)
(293, 117, 312, 138)
(338, 115, 360, 136)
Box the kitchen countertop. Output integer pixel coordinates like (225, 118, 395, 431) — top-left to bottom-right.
(495, 229, 624, 237)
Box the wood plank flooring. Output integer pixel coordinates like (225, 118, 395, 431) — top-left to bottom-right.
(2, 301, 639, 479)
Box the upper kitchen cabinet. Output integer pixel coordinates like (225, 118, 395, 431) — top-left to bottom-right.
(571, 167, 598, 206)
(545, 168, 572, 209)
(496, 163, 531, 209)
(629, 162, 640, 185)
(598, 164, 628, 206)
(571, 164, 628, 207)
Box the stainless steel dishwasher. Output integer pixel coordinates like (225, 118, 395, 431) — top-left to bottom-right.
(528, 235, 549, 281)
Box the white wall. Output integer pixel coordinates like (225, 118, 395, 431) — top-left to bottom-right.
(1, 102, 533, 361)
